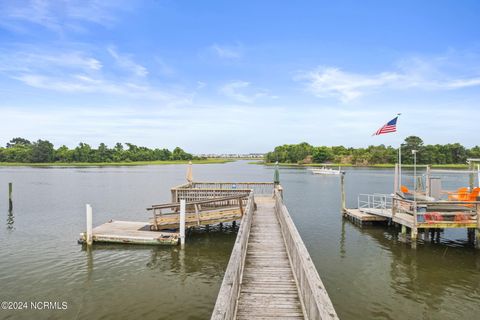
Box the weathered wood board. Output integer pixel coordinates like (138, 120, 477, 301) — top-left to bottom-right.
(79, 220, 179, 245)
(150, 208, 242, 230)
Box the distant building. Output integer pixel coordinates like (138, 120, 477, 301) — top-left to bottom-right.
(196, 153, 264, 159)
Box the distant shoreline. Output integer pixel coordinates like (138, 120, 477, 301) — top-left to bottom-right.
(0, 159, 233, 167)
(250, 161, 470, 169)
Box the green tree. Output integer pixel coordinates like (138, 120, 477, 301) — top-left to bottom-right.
(31, 140, 54, 162)
(73, 143, 92, 162)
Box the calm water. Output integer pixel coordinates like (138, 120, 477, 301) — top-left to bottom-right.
(0, 161, 479, 320)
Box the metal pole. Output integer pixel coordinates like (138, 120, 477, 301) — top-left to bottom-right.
(180, 199, 186, 248)
(398, 145, 402, 188)
(413, 150, 417, 203)
(86, 204, 93, 246)
(394, 163, 399, 194)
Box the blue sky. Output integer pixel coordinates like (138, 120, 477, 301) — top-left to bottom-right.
(1, 0, 480, 153)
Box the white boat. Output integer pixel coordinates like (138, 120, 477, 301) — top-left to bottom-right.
(310, 166, 342, 175)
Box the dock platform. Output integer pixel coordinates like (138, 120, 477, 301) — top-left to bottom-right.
(344, 208, 388, 224)
(79, 220, 179, 245)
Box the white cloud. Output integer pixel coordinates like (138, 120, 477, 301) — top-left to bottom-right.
(0, 0, 126, 33)
(0, 50, 102, 73)
(210, 43, 243, 59)
(0, 46, 191, 105)
(107, 47, 148, 77)
(220, 80, 275, 103)
(298, 55, 480, 102)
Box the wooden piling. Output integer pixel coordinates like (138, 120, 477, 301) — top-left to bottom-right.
(86, 204, 93, 246)
(340, 172, 346, 214)
(180, 199, 186, 248)
(8, 182, 13, 211)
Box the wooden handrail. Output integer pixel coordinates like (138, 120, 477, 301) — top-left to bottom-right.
(211, 191, 255, 320)
(147, 194, 250, 210)
(273, 189, 339, 320)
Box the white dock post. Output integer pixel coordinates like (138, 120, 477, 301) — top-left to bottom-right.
(86, 204, 93, 246)
(180, 199, 186, 248)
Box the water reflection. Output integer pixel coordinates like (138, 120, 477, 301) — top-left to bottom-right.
(6, 208, 14, 230)
(348, 222, 480, 315)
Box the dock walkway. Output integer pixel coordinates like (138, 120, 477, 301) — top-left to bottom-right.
(237, 197, 303, 319)
(212, 187, 338, 320)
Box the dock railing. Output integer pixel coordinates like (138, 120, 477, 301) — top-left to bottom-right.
(274, 189, 339, 320)
(171, 182, 275, 203)
(358, 193, 393, 215)
(211, 190, 255, 320)
(392, 197, 480, 227)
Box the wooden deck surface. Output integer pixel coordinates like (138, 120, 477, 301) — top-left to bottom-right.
(236, 197, 304, 319)
(344, 208, 388, 223)
(80, 220, 179, 245)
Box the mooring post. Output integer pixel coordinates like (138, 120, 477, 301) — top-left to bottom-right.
(8, 182, 13, 211)
(340, 172, 346, 214)
(476, 203, 480, 249)
(180, 199, 186, 248)
(86, 204, 93, 246)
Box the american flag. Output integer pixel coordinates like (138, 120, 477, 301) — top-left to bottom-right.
(373, 116, 399, 136)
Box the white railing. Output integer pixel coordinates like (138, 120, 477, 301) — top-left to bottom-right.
(358, 193, 392, 215)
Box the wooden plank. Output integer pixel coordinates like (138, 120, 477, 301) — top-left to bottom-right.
(234, 197, 306, 319)
(344, 208, 388, 222)
(79, 220, 179, 245)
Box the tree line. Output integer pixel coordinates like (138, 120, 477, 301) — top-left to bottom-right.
(0, 138, 198, 163)
(265, 136, 480, 165)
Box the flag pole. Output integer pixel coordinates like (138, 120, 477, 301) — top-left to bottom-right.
(397, 113, 402, 192)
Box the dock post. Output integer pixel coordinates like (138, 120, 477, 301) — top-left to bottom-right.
(8, 182, 13, 211)
(86, 204, 93, 246)
(425, 165, 431, 197)
(469, 161, 475, 191)
(476, 203, 480, 249)
(411, 228, 418, 248)
(340, 172, 346, 215)
(180, 199, 186, 248)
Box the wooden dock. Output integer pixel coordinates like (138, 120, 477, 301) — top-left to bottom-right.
(212, 187, 338, 320)
(237, 197, 303, 319)
(79, 180, 338, 318)
(343, 192, 480, 247)
(79, 220, 179, 245)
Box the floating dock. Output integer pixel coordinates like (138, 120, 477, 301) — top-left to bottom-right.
(79, 220, 179, 245)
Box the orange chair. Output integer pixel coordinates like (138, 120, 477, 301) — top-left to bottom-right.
(448, 187, 469, 201)
(468, 187, 480, 201)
